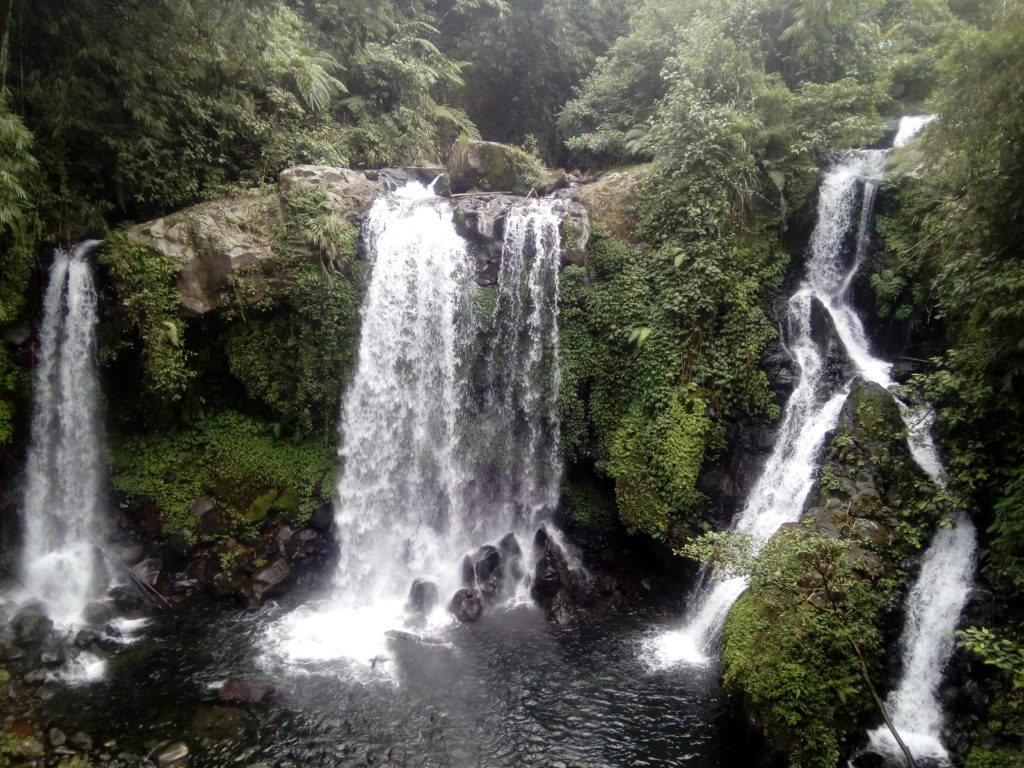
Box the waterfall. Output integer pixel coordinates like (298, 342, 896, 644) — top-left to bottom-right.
(865, 407, 977, 763)
(267, 184, 564, 670)
(647, 151, 886, 667)
(649, 115, 976, 762)
(21, 241, 108, 625)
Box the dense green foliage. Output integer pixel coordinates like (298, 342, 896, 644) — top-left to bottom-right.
(99, 233, 194, 404)
(111, 410, 335, 538)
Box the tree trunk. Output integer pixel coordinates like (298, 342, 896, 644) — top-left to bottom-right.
(850, 640, 919, 768)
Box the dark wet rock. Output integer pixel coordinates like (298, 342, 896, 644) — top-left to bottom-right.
(498, 532, 522, 560)
(531, 527, 576, 626)
(218, 678, 278, 704)
(131, 557, 163, 587)
(82, 600, 114, 626)
(462, 545, 503, 597)
(406, 578, 439, 615)
(48, 727, 66, 747)
(310, 503, 334, 532)
(275, 526, 295, 555)
(18, 738, 44, 757)
(116, 543, 146, 565)
(23, 668, 48, 684)
(448, 588, 484, 623)
(189, 707, 249, 742)
(450, 194, 590, 284)
(191, 495, 227, 536)
(109, 585, 149, 614)
(39, 648, 65, 666)
(151, 740, 189, 766)
(70, 731, 94, 751)
(1, 640, 25, 660)
(250, 557, 292, 603)
(809, 296, 854, 388)
(12, 604, 53, 644)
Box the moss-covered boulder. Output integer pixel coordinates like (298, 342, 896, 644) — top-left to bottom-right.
(127, 166, 377, 315)
(573, 165, 651, 244)
(446, 139, 547, 195)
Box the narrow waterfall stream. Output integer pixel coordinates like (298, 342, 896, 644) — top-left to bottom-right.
(20, 241, 109, 625)
(648, 116, 977, 762)
(266, 182, 567, 671)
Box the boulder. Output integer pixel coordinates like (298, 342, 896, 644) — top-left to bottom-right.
(151, 740, 189, 767)
(573, 165, 651, 244)
(530, 527, 577, 626)
(131, 557, 163, 587)
(69, 732, 93, 751)
(448, 588, 484, 623)
(218, 677, 278, 704)
(446, 139, 547, 195)
(191, 495, 227, 536)
(12, 604, 53, 645)
(128, 166, 382, 316)
(462, 545, 503, 597)
(310, 503, 334, 532)
(82, 601, 114, 626)
(406, 578, 439, 615)
(250, 557, 292, 603)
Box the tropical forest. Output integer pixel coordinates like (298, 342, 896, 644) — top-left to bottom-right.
(0, 1, 1022, 767)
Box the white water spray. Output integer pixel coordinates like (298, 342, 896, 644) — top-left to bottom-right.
(21, 241, 108, 626)
(266, 185, 564, 671)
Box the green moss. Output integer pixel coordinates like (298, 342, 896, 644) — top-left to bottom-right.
(224, 263, 364, 434)
(111, 410, 336, 538)
(246, 489, 278, 522)
(100, 231, 194, 403)
(966, 748, 1024, 768)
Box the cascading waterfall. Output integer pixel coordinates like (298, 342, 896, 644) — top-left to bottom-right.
(21, 241, 108, 625)
(267, 184, 564, 670)
(650, 115, 977, 762)
(480, 205, 563, 531)
(647, 152, 885, 668)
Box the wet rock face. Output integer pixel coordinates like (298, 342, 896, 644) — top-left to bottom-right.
(450, 195, 590, 284)
(12, 604, 53, 644)
(809, 295, 855, 389)
(248, 557, 292, 603)
(448, 588, 484, 623)
(462, 545, 504, 598)
(407, 578, 439, 615)
(530, 528, 577, 626)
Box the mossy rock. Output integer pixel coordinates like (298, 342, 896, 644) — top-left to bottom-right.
(245, 489, 279, 523)
(271, 487, 300, 513)
(446, 139, 547, 195)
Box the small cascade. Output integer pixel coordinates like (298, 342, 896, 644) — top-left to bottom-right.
(865, 406, 977, 763)
(479, 205, 563, 531)
(267, 184, 564, 670)
(648, 150, 886, 667)
(20, 241, 108, 625)
(649, 114, 977, 762)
